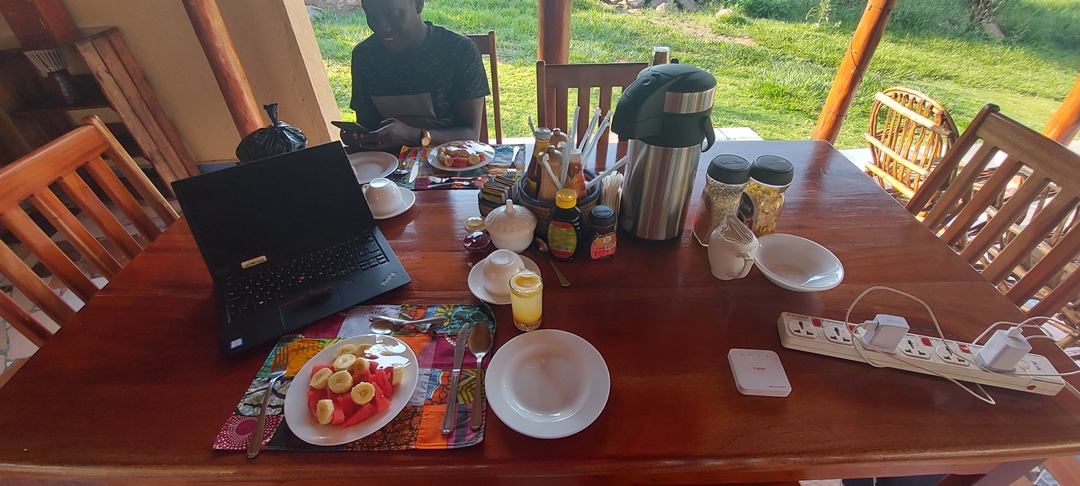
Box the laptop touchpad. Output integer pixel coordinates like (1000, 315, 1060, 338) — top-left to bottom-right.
(279, 285, 345, 330)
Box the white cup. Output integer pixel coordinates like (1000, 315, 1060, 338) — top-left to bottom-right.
(708, 215, 759, 280)
(483, 249, 525, 296)
(362, 177, 403, 216)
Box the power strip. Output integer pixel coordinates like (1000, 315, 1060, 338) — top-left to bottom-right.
(777, 312, 1064, 396)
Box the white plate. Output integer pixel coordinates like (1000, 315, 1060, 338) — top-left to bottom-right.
(283, 335, 419, 446)
(371, 186, 416, 220)
(486, 329, 610, 439)
(427, 141, 495, 172)
(755, 233, 844, 292)
(349, 152, 398, 184)
(467, 255, 541, 305)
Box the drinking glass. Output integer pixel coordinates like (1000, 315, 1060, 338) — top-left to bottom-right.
(509, 270, 543, 331)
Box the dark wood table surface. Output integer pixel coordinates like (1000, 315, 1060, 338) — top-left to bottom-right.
(1, 140, 1078, 485)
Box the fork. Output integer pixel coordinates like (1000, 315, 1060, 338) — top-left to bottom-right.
(247, 347, 290, 458)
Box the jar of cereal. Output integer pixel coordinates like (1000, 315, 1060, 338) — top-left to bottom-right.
(692, 155, 751, 246)
(740, 155, 793, 237)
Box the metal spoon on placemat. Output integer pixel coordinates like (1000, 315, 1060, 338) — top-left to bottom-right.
(468, 322, 492, 430)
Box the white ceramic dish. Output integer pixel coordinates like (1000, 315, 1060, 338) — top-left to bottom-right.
(755, 233, 844, 292)
(349, 152, 398, 184)
(427, 141, 495, 172)
(371, 186, 416, 220)
(283, 335, 419, 446)
(467, 255, 540, 305)
(486, 329, 610, 439)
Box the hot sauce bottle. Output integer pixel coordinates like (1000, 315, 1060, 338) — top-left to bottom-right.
(547, 188, 583, 261)
(525, 128, 552, 198)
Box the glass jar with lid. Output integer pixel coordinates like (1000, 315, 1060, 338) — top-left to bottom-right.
(739, 155, 794, 237)
(691, 155, 751, 246)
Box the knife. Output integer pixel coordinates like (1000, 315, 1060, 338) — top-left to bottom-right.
(441, 322, 473, 435)
(408, 147, 424, 184)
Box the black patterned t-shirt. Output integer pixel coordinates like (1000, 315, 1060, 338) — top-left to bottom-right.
(349, 22, 490, 129)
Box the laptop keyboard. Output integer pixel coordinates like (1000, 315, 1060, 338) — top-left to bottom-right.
(223, 233, 388, 318)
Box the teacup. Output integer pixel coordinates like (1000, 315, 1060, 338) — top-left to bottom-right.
(483, 249, 525, 296)
(708, 215, 759, 280)
(362, 177, 403, 216)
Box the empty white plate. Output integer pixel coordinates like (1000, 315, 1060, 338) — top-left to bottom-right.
(486, 329, 609, 439)
(755, 233, 844, 292)
(348, 152, 397, 184)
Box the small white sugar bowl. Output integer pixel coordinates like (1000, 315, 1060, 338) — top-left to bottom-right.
(484, 199, 537, 252)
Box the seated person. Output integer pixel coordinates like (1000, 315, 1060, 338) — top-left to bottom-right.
(344, 0, 490, 151)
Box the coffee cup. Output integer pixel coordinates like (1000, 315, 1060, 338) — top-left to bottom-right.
(708, 215, 758, 280)
(362, 177, 403, 216)
(483, 249, 525, 296)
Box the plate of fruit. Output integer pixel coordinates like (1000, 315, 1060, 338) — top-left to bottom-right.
(428, 140, 495, 172)
(283, 334, 418, 446)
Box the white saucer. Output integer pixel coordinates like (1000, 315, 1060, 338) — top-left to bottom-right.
(486, 329, 610, 439)
(349, 151, 397, 184)
(371, 186, 415, 220)
(755, 233, 844, 292)
(467, 255, 540, 305)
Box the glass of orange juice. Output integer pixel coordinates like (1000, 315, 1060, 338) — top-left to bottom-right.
(509, 270, 543, 331)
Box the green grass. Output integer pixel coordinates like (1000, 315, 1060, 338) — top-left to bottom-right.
(311, 0, 1080, 148)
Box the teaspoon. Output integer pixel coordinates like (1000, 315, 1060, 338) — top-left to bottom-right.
(468, 322, 492, 431)
(369, 316, 446, 334)
(533, 237, 571, 287)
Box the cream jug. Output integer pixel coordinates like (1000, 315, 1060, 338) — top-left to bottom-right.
(708, 215, 758, 280)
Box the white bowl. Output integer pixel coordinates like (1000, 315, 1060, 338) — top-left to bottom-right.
(755, 233, 844, 292)
(485, 200, 537, 253)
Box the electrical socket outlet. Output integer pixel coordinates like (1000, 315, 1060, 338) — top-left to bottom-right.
(899, 336, 932, 360)
(933, 340, 970, 366)
(786, 318, 817, 339)
(824, 324, 852, 345)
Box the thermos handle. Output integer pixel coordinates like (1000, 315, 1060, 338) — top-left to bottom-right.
(701, 117, 715, 151)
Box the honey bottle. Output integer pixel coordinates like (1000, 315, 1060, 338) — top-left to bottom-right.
(547, 188, 584, 261)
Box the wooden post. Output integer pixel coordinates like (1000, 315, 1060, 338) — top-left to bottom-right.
(538, 0, 570, 63)
(1044, 74, 1080, 144)
(181, 0, 262, 138)
(812, 0, 896, 143)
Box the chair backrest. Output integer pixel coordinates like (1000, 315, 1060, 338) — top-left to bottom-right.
(864, 87, 959, 200)
(907, 104, 1080, 347)
(536, 60, 648, 170)
(467, 31, 502, 144)
(0, 115, 179, 347)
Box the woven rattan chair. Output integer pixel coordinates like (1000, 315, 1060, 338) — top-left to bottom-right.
(865, 87, 959, 204)
(0, 115, 178, 347)
(907, 104, 1080, 348)
(467, 31, 502, 144)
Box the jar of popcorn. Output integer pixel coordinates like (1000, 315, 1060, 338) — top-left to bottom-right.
(739, 155, 793, 237)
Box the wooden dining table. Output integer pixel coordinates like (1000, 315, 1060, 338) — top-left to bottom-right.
(1, 140, 1078, 485)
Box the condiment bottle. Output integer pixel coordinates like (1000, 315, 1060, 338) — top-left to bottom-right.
(537, 148, 564, 203)
(547, 188, 584, 261)
(738, 155, 794, 237)
(564, 148, 587, 199)
(692, 155, 751, 246)
(588, 205, 617, 260)
(525, 128, 552, 198)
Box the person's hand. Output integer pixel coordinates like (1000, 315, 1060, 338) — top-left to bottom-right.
(356, 118, 418, 150)
(340, 129, 362, 149)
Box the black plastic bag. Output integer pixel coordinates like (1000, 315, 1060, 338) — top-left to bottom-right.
(235, 103, 307, 163)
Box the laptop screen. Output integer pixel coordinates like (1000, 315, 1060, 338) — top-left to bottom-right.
(173, 142, 376, 275)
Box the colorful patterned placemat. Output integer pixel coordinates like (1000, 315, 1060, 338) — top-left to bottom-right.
(393, 144, 525, 190)
(214, 303, 495, 452)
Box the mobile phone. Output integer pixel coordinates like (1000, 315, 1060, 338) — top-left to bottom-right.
(332, 121, 371, 134)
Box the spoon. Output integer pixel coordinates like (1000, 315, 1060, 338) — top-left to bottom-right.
(533, 237, 571, 287)
(468, 321, 493, 431)
(369, 316, 446, 334)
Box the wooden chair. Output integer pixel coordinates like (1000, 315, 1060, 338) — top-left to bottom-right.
(0, 115, 179, 347)
(467, 31, 502, 144)
(865, 87, 960, 203)
(536, 60, 648, 170)
(907, 104, 1080, 347)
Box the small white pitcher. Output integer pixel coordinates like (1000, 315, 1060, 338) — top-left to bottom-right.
(708, 215, 759, 280)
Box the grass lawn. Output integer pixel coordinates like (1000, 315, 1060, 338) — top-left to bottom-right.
(311, 0, 1080, 149)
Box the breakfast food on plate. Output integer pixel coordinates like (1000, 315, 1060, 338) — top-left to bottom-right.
(306, 343, 401, 428)
(436, 140, 489, 168)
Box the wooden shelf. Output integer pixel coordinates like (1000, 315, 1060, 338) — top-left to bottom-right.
(8, 75, 111, 115)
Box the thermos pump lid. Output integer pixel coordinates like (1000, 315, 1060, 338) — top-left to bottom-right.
(707, 155, 751, 185)
(750, 155, 794, 186)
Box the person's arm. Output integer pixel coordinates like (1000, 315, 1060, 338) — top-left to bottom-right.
(356, 98, 483, 150)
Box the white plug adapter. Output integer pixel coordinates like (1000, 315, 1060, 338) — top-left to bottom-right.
(859, 314, 910, 352)
(975, 326, 1031, 372)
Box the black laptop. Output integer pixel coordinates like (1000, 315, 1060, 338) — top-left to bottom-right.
(172, 142, 411, 356)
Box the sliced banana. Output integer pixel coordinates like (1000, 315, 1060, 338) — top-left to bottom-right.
(316, 399, 335, 425)
(310, 367, 333, 389)
(349, 356, 370, 374)
(328, 370, 354, 394)
(334, 343, 358, 358)
(355, 343, 374, 356)
(351, 382, 376, 405)
(333, 353, 357, 372)
(392, 366, 404, 386)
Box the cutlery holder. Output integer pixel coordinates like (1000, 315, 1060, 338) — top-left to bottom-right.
(514, 170, 601, 239)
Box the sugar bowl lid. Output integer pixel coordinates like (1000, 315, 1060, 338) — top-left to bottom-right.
(484, 199, 537, 235)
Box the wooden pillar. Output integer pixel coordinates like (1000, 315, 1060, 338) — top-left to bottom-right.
(182, 0, 262, 138)
(0, 0, 78, 47)
(1044, 74, 1080, 144)
(538, 0, 570, 64)
(812, 0, 896, 143)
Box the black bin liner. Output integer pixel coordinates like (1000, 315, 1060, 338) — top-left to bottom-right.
(235, 103, 307, 164)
